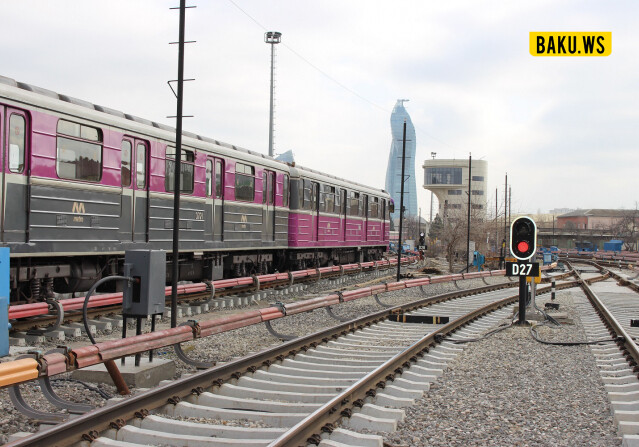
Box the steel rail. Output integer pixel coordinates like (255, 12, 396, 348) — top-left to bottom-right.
(562, 255, 636, 269)
(5, 281, 514, 447)
(578, 259, 639, 294)
(8, 259, 412, 332)
(568, 261, 639, 373)
(9, 257, 414, 323)
(268, 280, 585, 446)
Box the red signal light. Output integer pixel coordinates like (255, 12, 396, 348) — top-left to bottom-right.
(517, 241, 529, 253)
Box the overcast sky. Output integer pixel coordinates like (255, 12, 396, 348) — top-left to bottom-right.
(2, 1, 637, 215)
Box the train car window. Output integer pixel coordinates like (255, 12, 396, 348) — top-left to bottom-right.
(335, 187, 341, 212)
(206, 160, 213, 197)
(350, 192, 360, 216)
(381, 200, 386, 220)
(8, 114, 25, 173)
(56, 119, 102, 182)
(302, 180, 312, 210)
(370, 197, 379, 218)
(165, 147, 194, 193)
(121, 140, 132, 187)
(136, 144, 146, 189)
(282, 174, 289, 207)
(235, 162, 255, 201)
(312, 183, 320, 211)
(322, 185, 335, 213)
(215, 160, 223, 198)
(312, 183, 319, 211)
(262, 172, 267, 204)
(298, 180, 304, 209)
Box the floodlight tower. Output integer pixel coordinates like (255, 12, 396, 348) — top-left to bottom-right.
(265, 31, 282, 158)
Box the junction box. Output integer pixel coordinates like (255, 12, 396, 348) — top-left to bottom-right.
(123, 250, 166, 317)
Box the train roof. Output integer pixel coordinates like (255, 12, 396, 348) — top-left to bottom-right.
(0, 75, 387, 196)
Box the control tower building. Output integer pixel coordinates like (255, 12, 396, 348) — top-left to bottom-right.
(385, 100, 417, 221)
(422, 158, 488, 219)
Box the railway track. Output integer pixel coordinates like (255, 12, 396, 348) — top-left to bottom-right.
(7, 280, 532, 447)
(557, 260, 639, 444)
(9, 259, 410, 334)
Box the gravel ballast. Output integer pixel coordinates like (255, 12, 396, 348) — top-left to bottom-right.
(3, 263, 618, 446)
(0, 262, 464, 443)
(380, 288, 622, 447)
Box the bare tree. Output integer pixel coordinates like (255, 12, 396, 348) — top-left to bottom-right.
(610, 205, 639, 250)
(439, 206, 491, 272)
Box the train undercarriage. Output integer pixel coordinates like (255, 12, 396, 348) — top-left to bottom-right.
(9, 246, 386, 304)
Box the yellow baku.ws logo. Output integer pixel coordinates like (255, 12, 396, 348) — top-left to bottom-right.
(530, 32, 611, 56)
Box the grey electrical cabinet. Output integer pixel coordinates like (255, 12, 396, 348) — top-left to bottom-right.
(123, 250, 166, 316)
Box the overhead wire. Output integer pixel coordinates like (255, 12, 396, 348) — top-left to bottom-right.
(224, 0, 461, 151)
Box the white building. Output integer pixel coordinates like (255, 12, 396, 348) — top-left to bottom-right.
(422, 159, 488, 219)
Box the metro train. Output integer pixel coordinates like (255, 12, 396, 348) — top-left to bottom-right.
(0, 76, 392, 303)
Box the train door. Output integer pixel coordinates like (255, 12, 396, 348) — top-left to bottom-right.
(132, 140, 149, 242)
(205, 158, 214, 240)
(362, 194, 369, 241)
(381, 199, 386, 242)
(1, 107, 29, 243)
(0, 106, 3, 241)
(120, 138, 134, 241)
(262, 170, 275, 242)
(340, 189, 347, 242)
(213, 158, 224, 241)
(312, 182, 320, 242)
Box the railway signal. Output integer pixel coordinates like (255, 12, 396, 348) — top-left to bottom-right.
(507, 216, 538, 325)
(418, 232, 427, 250)
(510, 216, 537, 260)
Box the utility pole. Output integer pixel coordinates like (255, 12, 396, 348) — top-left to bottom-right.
(170, 0, 188, 329)
(466, 154, 472, 272)
(509, 186, 512, 237)
(500, 173, 507, 269)
(265, 31, 281, 157)
(396, 120, 407, 283)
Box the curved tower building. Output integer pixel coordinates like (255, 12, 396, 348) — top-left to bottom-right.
(385, 99, 417, 221)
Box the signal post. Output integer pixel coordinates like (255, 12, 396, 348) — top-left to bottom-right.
(506, 217, 538, 325)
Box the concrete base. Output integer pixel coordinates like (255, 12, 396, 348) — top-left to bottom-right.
(72, 358, 176, 388)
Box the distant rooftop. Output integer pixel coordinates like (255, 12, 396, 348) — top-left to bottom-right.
(558, 209, 637, 218)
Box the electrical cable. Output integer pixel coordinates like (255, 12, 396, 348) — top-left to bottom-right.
(223, 0, 461, 151)
(82, 275, 132, 345)
(50, 378, 113, 400)
(530, 321, 618, 346)
(528, 284, 617, 345)
(448, 320, 514, 344)
(531, 286, 560, 327)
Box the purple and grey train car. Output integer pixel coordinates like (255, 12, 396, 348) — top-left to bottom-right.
(287, 166, 391, 269)
(0, 75, 390, 303)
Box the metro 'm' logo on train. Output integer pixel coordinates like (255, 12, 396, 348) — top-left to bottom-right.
(72, 202, 86, 214)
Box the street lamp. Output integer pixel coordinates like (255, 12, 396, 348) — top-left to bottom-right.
(265, 31, 282, 158)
